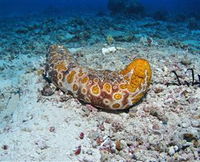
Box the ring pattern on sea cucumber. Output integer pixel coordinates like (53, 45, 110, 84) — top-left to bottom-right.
(45, 45, 152, 110)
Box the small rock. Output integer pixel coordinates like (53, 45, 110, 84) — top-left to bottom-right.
(2, 145, 8, 150)
(49, 126, 55, 132)
(41, 84, 55, 96)
(154, 87, 164, 93)
(183, 133, 197, 142)
(106, 35, 115, 44)
(96, 137, 104, 146)
(115, 140, 122, 151)
(174, 145, 179, 152)
(102, 47, 117, 55)
(79, 132, 84, 139)
(129, 108, 138, 117)
(180, 57, 192, 66)
(98, 123, 105, 131)
(191, 120, 199, 128)
(182, 122, 190, 128)
(152, 123, 160, 130)
(74, 146, 81, 155)
(168, 146, 175, 155)
(149, 109, 168, 124)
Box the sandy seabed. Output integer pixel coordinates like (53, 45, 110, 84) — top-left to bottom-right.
(0, 13, 199, 161)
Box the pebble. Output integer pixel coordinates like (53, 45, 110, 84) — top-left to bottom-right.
(128, 108, 138, 117)
(168, 146, 175, 155)
(183, 133, 197, 142)
(74, 146, 81, 155)
(98, 123, 105, 131)
(79, 132, 84, 139)
(41, 84, 55, 96)
(174, 145, 179, 152)
(180, 57, 192, 66)
(49, 126, 55, 132)
(191, 120, 199, 128)
(102, 47, 117, 55)
(2, 145, 8, 150)
(152, 123, 160, 130)
(149, 109, 168, 124)
(115, 140, 122, 151)
(182, 121, 190, 128)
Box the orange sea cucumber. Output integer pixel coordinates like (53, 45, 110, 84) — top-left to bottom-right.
(45, 45, 152, 110)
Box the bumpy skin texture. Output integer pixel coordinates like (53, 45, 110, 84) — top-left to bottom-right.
(45, 45, 152, 110)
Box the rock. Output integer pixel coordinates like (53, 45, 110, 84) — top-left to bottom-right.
(107, 0, 144, 15)
(180, 57, 192, 66)
(181, 121, 190, 128)
(191, 120, 199, 128)
(174, 145, 179, 152)
(149, 109, 168, 124)
(153, 86, 164, 93)
(41, 84, 55, 96)
(102, 47, 117, 55)
(105, 30, 134, 42)
(106, 35, 115, 44)
(15, 27, 29, 34)
(183, 133, 198, 142)
(34, 140, 49, 150)
(168, 146, 175, 155)
(115, 140, 122, 151)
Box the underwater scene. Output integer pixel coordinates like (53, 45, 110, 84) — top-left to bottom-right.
(0, 0, 199, 161)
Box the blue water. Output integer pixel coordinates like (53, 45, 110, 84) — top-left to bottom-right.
(0, 0, 200, 17)
(140, 0, 200, 14)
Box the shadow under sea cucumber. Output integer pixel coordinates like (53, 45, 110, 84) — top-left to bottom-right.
(44, 45, 152, 110)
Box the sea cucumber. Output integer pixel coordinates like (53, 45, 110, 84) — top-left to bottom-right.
(45, 45, 152, 110)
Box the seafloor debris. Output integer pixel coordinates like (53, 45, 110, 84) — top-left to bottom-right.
(101, 46, 117, 55)
(74, 145, 81, 155)
(41, 84, 56, 96)
(2, 145, 8, 150)
(168, 68, 200, 87)
(79, 132, 84, 139)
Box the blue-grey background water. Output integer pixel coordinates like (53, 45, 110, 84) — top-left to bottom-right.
(0, 0, 200, 17)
